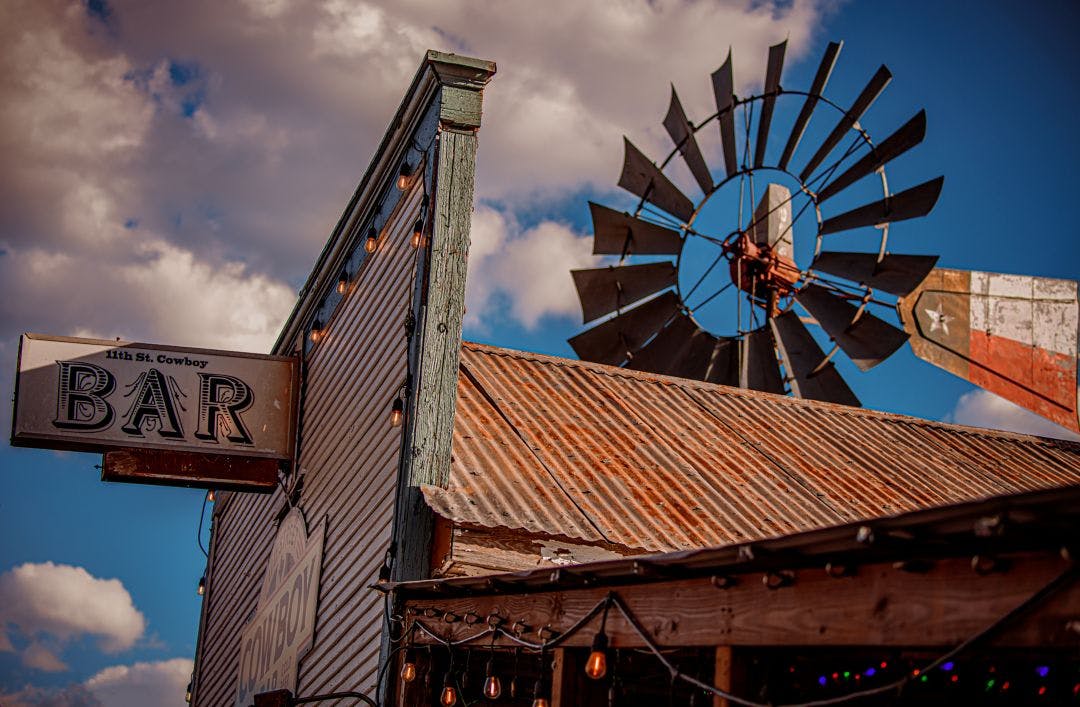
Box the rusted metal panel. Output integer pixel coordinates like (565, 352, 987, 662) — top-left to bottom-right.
(434, 342, 1080, 556)
(898, 267, 1079, 433)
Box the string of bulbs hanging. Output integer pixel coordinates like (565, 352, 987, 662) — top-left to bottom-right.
(393, 564, 1076, 707)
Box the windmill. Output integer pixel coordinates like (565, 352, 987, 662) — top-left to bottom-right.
(569, 41, 1080, 434)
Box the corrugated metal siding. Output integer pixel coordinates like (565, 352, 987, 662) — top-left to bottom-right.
(432, 342, 1080, 553)
(194, 184, 424, 705)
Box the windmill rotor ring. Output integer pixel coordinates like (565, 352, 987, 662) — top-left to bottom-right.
(569, 40, 945, 406)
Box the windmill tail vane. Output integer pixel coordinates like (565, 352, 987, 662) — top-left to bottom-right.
(568, 39, 1079, 435)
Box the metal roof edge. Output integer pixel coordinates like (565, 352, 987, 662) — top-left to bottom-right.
(460, 340, 1080, 448)
(386, 483, 1080, 598)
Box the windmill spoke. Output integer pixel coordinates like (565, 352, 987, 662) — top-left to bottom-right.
(684, 251, 728, 302)
(690, 281, 734, 312)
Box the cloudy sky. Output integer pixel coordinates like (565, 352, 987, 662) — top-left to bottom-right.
(1, 0, 1078, 703)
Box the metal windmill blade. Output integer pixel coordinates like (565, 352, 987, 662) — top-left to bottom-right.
(569, 39, 948, 408)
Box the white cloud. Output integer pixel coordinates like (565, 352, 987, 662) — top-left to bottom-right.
(22, 642, 68, 673)
(0, 563, 146, 662)
(0, 684, 102, 707)
(947, 389, 1080, 441)
(465, 206, 596, 330)
(84, 658, 193, 707)
(0, 0, 828, 366)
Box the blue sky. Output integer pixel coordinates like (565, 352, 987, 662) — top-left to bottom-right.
(0, 1, 1077, 704)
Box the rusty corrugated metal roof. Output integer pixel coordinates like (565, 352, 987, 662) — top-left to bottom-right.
(423, 342, 1080, 553)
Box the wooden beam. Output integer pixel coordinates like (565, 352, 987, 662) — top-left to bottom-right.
(102, 449, 278, 491)
(406, 552, 1077, 648)
(393, 57, 494, 585)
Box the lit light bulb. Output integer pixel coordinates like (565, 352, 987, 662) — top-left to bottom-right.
(440, 683, 458, 706)
(390, 398, 404, 427)
(483, 674, 502, 699)
(206, 489, 216, 503)
(185, 681, 192, 703)
(400, 660, 417, 683)
(411, 218, 424, 248)
(397, 162, 414, 191)
(309, 320, 323, 344)
(365, 227, 378, 254)
(337, 269, 349, 295)
(531, 677, 550, 707)
(197, 576, 206, 596)
(585, 631, 608, 679)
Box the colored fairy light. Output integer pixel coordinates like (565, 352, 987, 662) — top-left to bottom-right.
(818, 676, 827, 686)
(1038, 686, 1047, 696)
(843, 671, 850, 680)
(865, 668, 876, 677)
(1002, 681, 1010, 691)
(920, 675, 928, 683)
(912, 669, 920, 677)
(942, 661, 954, 671)
(950, 675, 959, 683)
(1036, 665, 1050, 678)
(985, 678, 996, 691)
(880, 662, 888, 669)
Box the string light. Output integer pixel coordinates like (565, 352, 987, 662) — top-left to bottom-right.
(510, 647, 521, 698)
(365, 227, 377, 254)
(337, 269, 350, 295)
(403, 575, 1069, 706)
(411, 218, 424, 249)
(585, 601, 610, 680)
(185, 680, 192, 703)
(400, 649, 417, 683)
(206, 489, 215, 503)
(390, 398, 404, 427)
(531, 671, 550, 707)
(439, 674, 458, 706)
(197, 575, 206, 596)
(482, 668, 502, 698)
(397, 162, 415, 191)
(309, 319, 323, 344)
